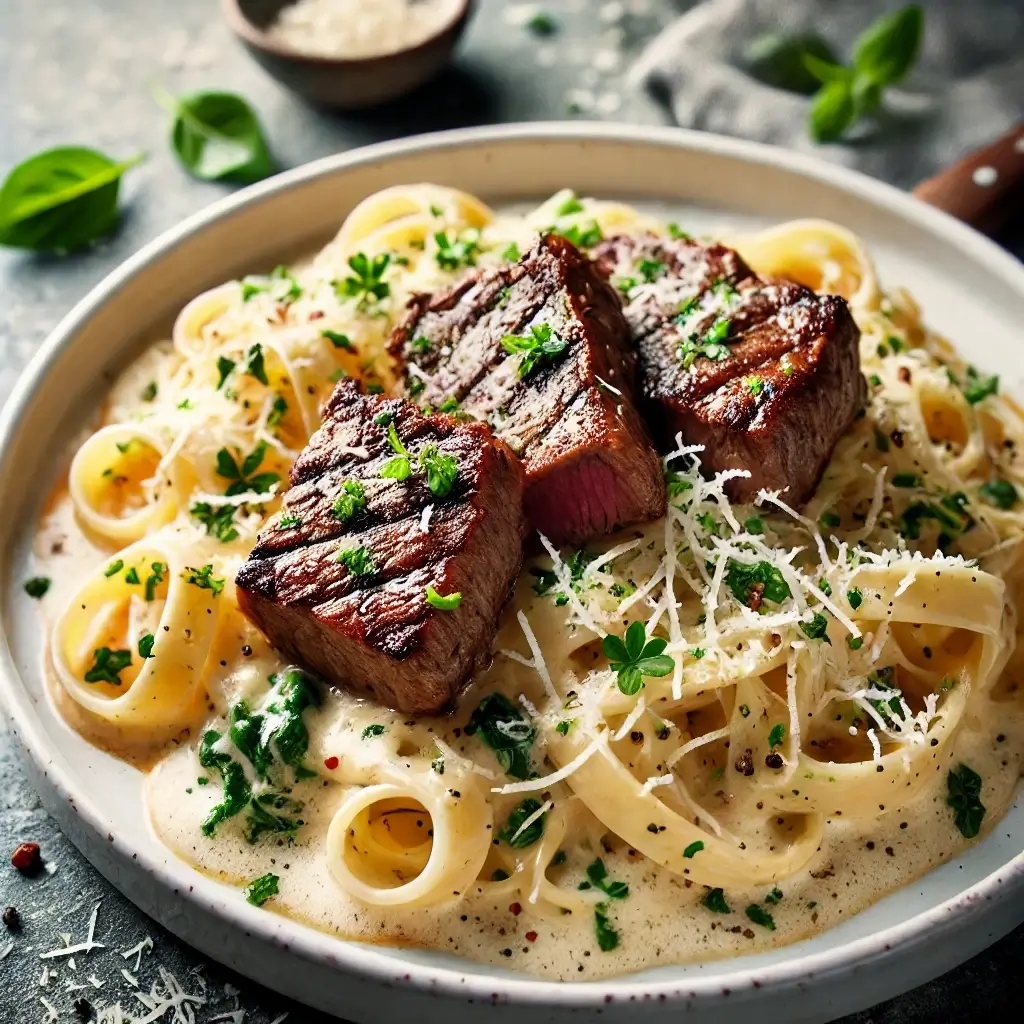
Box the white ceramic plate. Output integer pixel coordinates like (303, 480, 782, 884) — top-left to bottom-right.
(2, 124, 1023, 1024)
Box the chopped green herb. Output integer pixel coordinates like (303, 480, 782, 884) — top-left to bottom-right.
(191, 502, 239, 543)
(336, 545, 376, 576)
(361, 724, 386, 740)
(266, 395, 288, 428)
(322, 329, 354, 351)
(244, 872, 279, 906)
(380, 421, 412, 481)
(800, 612, 831, 643)
(278, 514, 301, 529)
(768, 723, 786, 748)
(144, 561, 166, 602)
(665, 469, 693, 499)
(434, 229, 481, 272)
(586, 858, 629, 900)
(683, 841, 704, 859)
(501, 323, 568, 380)
(667, 222, 692, 241)
(335, 252, 390, 309)
(847, 587, 863, 610)
(745, 904, 776, 930)
(848, 636, 864, 650)
(602, 620, 675, 696)
(242, 343, 269, 386)
(124, 568, 140, 585)
(554, 719, 574, 736)
(725, 559, 792, 608)
(946, 763, 985, 839)
(960, 366, 999, 405)
(638, 258, 667, 283)
(141, 381, 158, 402)
(137, 633, 155, 660)
(892, 472, 922, 488)
(84, 647, 132, 685)
(183, 564, 225, 596)
(703, 888, 731, 914)
(979, 478, 1018, 510)
(498, 798, 547, 848)
(419, 444, 459, 497)
(500, 241, 521, 263)
(690, 647, 706, 660)
(739, 704, 751, 718)
(466, 693, 535, 779)
(331, 480, 367, 523)
(216, 356, 235, 389)
(819, 510, 841, 528)
(764, 886, 784, 905)
(744, 516, 765, 534)
(104, 559, 125, 577)
(594, 905, 619, 951)
(745, 375, 764, 397)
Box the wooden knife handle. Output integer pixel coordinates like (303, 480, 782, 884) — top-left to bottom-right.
(912, 122, 1024, 237)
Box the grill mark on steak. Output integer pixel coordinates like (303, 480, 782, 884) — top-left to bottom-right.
(593, 233, 865, 506)
(235, 381, 526, 715)
(389, 235, 666, 545)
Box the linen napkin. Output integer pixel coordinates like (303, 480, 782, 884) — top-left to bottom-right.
(633, 0, 1023, 188)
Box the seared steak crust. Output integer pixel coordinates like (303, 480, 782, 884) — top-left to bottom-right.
(593, 233, 865, 506)
(389, 235, 666, 545)
(235, 382, 526, 715)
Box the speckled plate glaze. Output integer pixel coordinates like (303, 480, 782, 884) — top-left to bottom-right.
(1, 124, 1023, 1024)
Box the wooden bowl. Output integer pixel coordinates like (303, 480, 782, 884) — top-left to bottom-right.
(221, 0, 475, 110)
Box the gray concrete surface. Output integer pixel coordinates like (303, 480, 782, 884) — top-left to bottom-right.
(0, 1, 1020, 1020)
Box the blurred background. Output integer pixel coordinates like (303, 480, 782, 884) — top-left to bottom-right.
(0, 1, 1021, 1021)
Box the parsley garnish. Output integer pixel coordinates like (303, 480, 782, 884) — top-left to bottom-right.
(141, 381, 158, 402)
(744, 516, 765, 534)
(819, 510, 841, 528)
(979, 478, 1018, 510)
(278, 514, 301, 529)
(555, 719, 574, 736)
(242, 343, 269, 386)
(745, 904, 776, 930)
(361, 724, 386, 740)
(501, 323, 568, 380)
(946, 763, 985, 839)
(768, 724, 786, 748)
(336, 546, 376, 576)
(724, 559, 792, 608)
(959, 366, 998, 405)
(594, 905, 619, 951)
(216, 356, 235, 390)
(703, 888, 731, 913)
(104, 559, 124, 577)
(584, 858, 629, 900)
(665, 469, 693, 499)
(465, 693, 535, 779)
(322, 329, 354, 351)
(892, 472, 922, 488)
(434, 229, 481, 271)
(335, 252, 390, 308)
(267, 395, 287, 428)
(144, 561, 166, 602)
(331, 480, 367, 523)
(419, 444, 458, 497)
(500, 241, 521, 263)
(216, 441, 280, 497)
(380, 421, 412, 481)
(244, 873, 279, 906)
(425, 586, 462, 610)
(138, 633, 155, 659)
(799, 612, 831, 643)
(183, 564, 225, 596)
(602, 620, 675, 695)
(848, 587, 863, 610)
(24, 576, 50, 598)
(764, 886, 784, 905)
(638, 258, 667, 283)
(683, 840, 704, 859)
(84, 647, 132, 685)
(498, 798, 547, 848)
(191, 502, 239, 543)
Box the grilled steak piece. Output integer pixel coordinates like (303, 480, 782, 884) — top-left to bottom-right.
(235, 382, 526, 715)
(388, 235, 666, 546)
(593, 233, 864, 506)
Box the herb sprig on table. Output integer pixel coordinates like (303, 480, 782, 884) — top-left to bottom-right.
(744, 5, 925, 143)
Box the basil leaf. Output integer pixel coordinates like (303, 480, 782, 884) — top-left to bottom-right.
(0, 147, 142, 252)
(853, 4, 924, 86)
(743, 33, 840, 95)
(808, 79, 856, 143)
(159, 87, 273, 184)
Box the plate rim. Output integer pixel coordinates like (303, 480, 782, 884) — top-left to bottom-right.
(2, 121, 1024, 1012)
